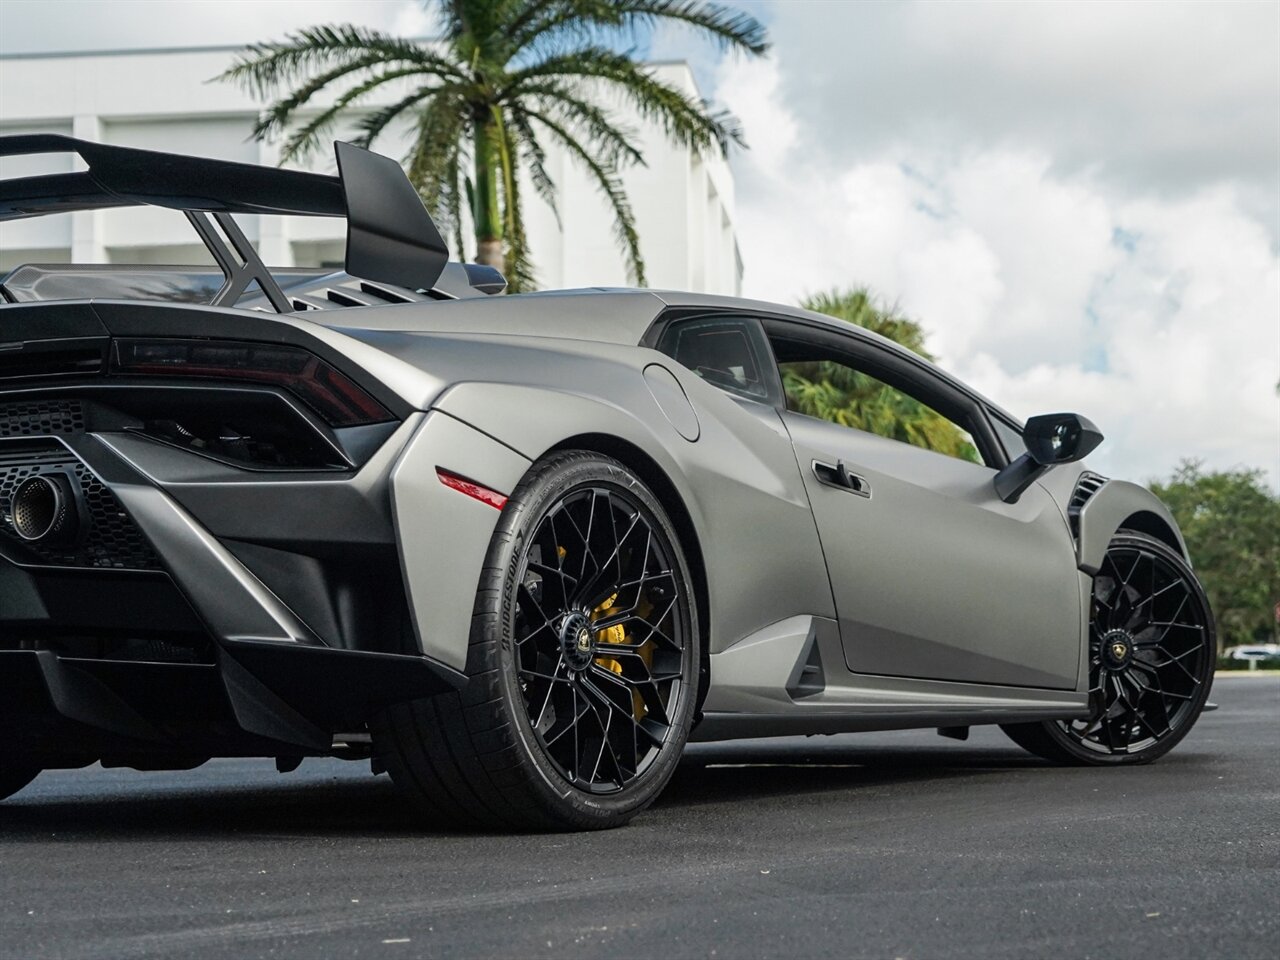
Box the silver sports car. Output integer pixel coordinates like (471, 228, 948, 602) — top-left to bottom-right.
(0, 137, 1215, 830)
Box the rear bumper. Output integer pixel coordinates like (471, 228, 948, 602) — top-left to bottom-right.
(0, 420, 475, 765)
(0, 643, 458, 767)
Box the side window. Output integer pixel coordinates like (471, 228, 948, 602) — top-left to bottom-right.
(655, 315, 779, 404)
(773, 339, 984, 465)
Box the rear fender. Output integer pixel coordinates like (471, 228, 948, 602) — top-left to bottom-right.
(389, 411, 531, 670)
(433, 367, 836, 660)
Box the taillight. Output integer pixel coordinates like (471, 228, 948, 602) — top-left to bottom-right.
(111, 339, 392, 427)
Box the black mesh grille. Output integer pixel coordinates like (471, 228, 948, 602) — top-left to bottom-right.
(0, 446, 160, 570)
(0, 400, 85, 438)
(1068, 472, 1108, 537)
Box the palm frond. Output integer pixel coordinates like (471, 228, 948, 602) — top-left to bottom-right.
(524, 106, 645, 284)
(610, 0, 768, 54)
(246, 54, 392, 146)
(444, 150, 467, 260)
(220, 24, 464, 99)
(507, 47, 737, 153)
(354, 83, 462, 150)
(508, 107, 560, 228)
(495, 108, 537, 292)
(404, 96, 468, 234)
(516, 80, 643, 167)
(276, 68, 441, 162)
(510, 0, 767, 60)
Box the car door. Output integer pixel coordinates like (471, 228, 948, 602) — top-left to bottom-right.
(764, 317, 1082, 690)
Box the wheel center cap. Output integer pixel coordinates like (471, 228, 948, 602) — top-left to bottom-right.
(1101, 629, 1134, 668)
(560, 612, 595, 671)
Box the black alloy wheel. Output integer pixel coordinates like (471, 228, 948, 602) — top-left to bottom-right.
(374, 451, 699, 830)
(1003, 531, 1215, 765)
(512, 481, 687, 793)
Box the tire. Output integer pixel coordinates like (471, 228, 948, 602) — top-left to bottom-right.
(1002, 530, 1216, 765)
(374, 451, 700, 831)
(0, 765, 40, 802)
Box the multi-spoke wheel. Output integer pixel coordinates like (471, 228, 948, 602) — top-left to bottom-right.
(511, 478, 689, 794)
(1003, 531, 1215, 765)
(374, 451, 699, 830)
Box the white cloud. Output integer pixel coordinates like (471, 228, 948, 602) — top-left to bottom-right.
(1, 0, 1274, 484)
(759, 0, 1280, 235)
(0, 1, 429, 55)
(716, 51, 1280, 487)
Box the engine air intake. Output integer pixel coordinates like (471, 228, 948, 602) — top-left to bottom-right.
(0, 400, 86, 437)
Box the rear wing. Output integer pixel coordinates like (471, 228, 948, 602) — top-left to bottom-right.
(0, 134, 453, 308)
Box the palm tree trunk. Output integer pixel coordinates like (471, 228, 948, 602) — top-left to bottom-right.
(472, 112, 505, 275)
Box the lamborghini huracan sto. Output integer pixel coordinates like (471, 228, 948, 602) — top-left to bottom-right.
(0, 136, 1215, 829)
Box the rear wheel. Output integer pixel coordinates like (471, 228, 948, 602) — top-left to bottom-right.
(0, 765, 40, 802)
(1003, 531, 1215, 764)
(374, 451, 699, 830)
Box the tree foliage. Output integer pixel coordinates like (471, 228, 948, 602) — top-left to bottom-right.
(1150, 461, 1280, 650)
(219, 0, 767, 291)
(786, 288, 980, 463)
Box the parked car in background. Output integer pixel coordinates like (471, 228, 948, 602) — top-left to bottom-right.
(1223, 645, 1280, 667)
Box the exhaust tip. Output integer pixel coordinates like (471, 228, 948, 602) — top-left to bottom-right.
(12, 474, 75, 543)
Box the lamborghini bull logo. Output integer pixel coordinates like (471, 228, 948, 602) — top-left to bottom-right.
(577, 626, 593, 654)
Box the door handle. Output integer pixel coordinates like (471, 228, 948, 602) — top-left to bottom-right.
(812, 460, 871, 498)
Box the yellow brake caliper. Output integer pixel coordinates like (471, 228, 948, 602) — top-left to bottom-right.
(592, 592, 652, 721)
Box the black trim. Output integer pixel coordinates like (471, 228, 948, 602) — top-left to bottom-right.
(645, 307, 787, 407)
(0, 135, 451, 301)
(0, 300, 414, 422)
(0, 133, 345, 220)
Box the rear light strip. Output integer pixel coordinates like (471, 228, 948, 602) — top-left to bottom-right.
(436, 469, 508, 510)
(111, 338, 392, 427)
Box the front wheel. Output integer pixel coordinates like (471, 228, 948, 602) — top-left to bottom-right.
(375, 451, 700, 830)
(1003, 531, 1215, 765)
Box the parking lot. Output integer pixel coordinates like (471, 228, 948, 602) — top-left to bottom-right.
(1, 676, 1275, 960)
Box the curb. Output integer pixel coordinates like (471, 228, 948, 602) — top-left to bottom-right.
(1213, 670, 1280, 678)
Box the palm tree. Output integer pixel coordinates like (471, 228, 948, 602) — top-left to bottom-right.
(219, 0, 767, 291)
(785, 288, 981, 463)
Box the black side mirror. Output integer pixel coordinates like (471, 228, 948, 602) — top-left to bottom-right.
(994, 413, 1103, 504)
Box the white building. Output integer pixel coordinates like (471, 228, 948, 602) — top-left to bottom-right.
(0, 45, 742, 294)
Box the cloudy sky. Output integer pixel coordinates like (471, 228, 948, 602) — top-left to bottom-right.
(2, 0, 1277, 487)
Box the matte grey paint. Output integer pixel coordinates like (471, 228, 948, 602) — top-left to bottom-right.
(431, 369, 839, 659)
(0, 274, 1196, 741)
(782, 411, 1082, 690)
(1075, 479, 1188, 574)
(390, 411, 532, 670)
(695, 614, 1088, 740)
(642, 363, 700, 441)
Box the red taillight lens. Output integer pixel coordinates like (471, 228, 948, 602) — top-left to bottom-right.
(111, 339, 392, 427)
(437, 469, 508, 510)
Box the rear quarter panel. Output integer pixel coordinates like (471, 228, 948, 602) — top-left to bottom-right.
(427, 341, 836, 659)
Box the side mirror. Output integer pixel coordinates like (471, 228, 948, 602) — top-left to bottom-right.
(994, 413, 1103, 504)
(1023, 413, 1103, 465)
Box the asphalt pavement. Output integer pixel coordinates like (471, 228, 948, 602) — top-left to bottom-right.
(1, 676, 1276, 960)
